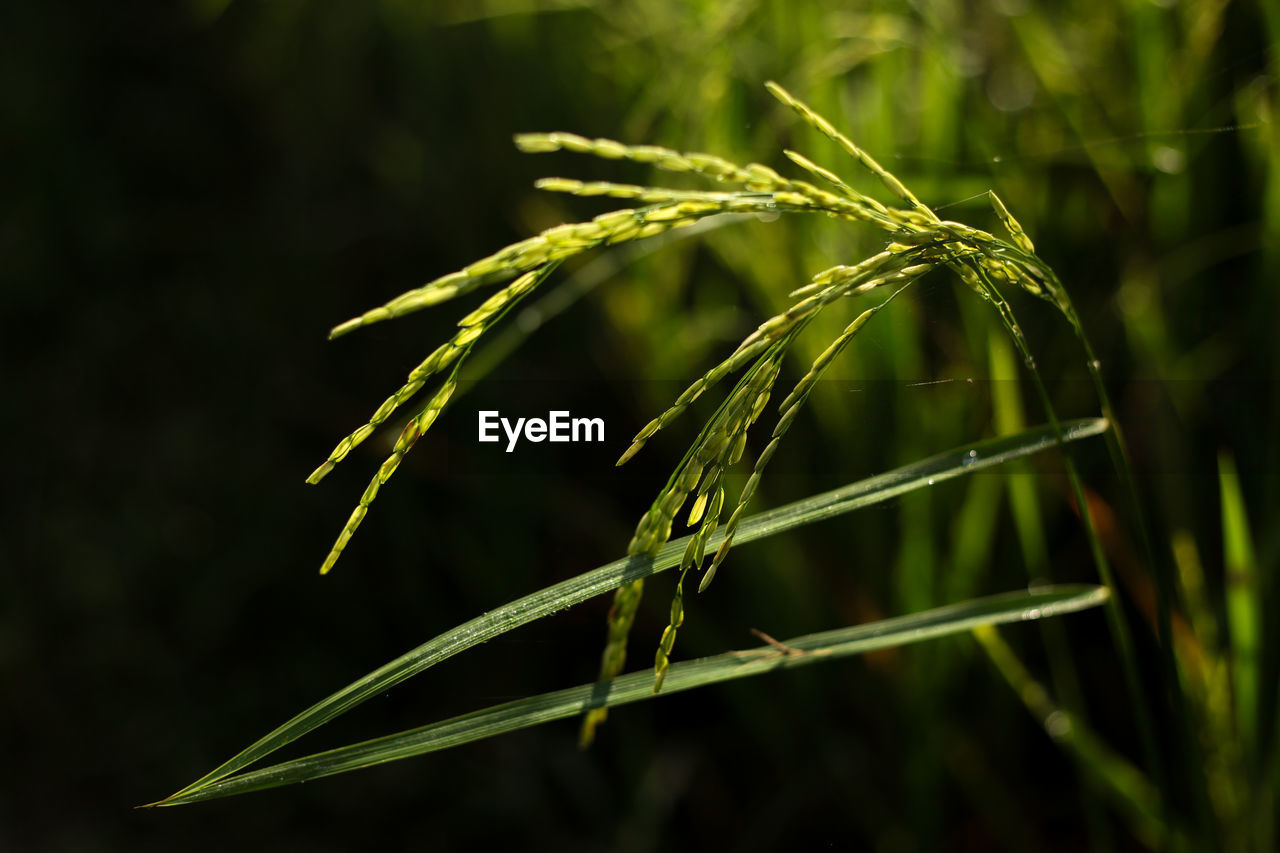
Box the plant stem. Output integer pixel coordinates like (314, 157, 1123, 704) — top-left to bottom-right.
(963, 261, 1168, 813)
(1050, 277, 1215, 844)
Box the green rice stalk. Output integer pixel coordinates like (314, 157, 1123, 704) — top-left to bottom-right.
(700, 281, 916, 596)
(514, 132, 765, 185)
(651, 342, 792, 691)
(310, 263, 560, 574)
(305, 85, 1174, 774)
(1170, 530, 1247, 845)
(958, 256, 1168, 805)
(308, 266, 553, 486)
(163, 419, 1111, 802)
(988, 190, 1036, 254)
(316, 360, 462, 576)
(782, 148, 863, 201)
(326, 204, 724, 340)
(582, 343, 793, 741)
(765, 80, 940, 225)
(1009, 238, 1201, 821)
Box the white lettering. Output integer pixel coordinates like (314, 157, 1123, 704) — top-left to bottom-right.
(573, 417, 604, 442)
(549, 411, 570, 442)
(480, 410, 605, 451)
(478, 411, 500, 442)
(502, 417, 525, 453)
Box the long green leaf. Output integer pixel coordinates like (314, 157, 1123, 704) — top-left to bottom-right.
(161, 417, 1108, 803)
(158, 585, 1109, 805)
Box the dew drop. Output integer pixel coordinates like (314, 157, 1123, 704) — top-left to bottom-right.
(962, 449, 978, 467)
(1152, 146, 1185, 174)
(1045, 710, 1072, 740)
(1089, 359, 1102, 371)
(927, 478, 935, 485)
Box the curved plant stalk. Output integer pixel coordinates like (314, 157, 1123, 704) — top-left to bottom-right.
(580, 329, 800, 742)
(159, 418, 1107, 804)
(956, 255, 1166, 801)
(307, 82, 989, 581)
(1041, 260, 1203, 826)
(154, 584, 1109, 806)
(651, 281, 917, 693)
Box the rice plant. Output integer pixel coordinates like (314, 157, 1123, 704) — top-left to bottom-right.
(304, 81, 1127, 732)
(157, 82, 1181, 837)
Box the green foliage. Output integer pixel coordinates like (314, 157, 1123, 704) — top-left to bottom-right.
(9, 0, 1275, 848)
(160, 585, 1109, 806)
(157, 419, 1108, 806)
(162, 85, 1143, 820)
(94, 3, 1271, 848)
(290, 84, 1132, 753)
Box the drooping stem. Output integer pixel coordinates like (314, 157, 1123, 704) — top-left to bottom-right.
(959, 259, 1167, 805)
(1045, 274, 1214, 839)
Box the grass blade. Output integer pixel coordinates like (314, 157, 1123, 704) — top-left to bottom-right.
(975, 624, 1167, 848)
(157, 585, 1109, 805)
(1219, 451, 1259, 758)
(158, 417, 1108, 803)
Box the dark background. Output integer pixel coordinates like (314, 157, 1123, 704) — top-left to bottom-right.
(4, 2, 1276, 850)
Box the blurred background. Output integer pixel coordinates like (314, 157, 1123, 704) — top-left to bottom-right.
(3, 1, 1276, 850)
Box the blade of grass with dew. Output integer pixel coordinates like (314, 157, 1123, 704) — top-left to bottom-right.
(155, 585, 1110, 806)
(159, 417, 1108, 803)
